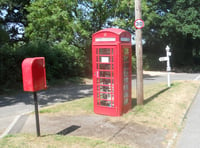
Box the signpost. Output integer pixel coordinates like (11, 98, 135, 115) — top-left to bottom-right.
(135, 0, 144, 105)
(159, 45, 171, 87)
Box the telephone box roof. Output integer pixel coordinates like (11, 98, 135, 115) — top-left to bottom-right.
(93, 28, 128, 36)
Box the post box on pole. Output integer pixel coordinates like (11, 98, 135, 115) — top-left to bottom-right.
(22, 57, 47, 137)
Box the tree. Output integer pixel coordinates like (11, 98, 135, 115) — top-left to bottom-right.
(0, 0, 29, 42)
(140, 0, 200, 66)
(26, 0, 119, 75)
(160, 0, 200, 66)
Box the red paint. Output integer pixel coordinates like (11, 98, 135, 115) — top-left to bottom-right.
(92, 28, 132, 116)
(22, 57, 47, 92)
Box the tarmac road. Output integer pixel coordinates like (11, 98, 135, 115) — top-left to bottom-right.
(0, 71, 200, 138)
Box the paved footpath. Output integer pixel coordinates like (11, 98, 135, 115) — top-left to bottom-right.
(176, 87, 200, 148)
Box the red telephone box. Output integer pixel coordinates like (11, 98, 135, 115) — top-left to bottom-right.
(92, 28, 132, 116)
(22, 57, 47, 92)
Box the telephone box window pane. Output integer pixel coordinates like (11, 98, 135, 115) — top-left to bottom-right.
(124, 70, 128, 76)
(99, 48, 110, 55)
(100, 93, 111, 100)
(124, 98, 128, 105)
(99, 85, 110, 92)
(100, 92, 114, 107)
(100, 64, 110, 70)
(124, 92, 129, 98)
(100, 100, 112, 107)
(124, 78, 128, 84)
(99, 71, 111, 78)
(98, 85, 114, 93)
(112, 87, 114, 93)
(124, 48, 129, 55)
(99, 78, 111, 85)
(124, 84, 128, 90)
(124, 56, 129, 62)
(124, 63, 129, 68)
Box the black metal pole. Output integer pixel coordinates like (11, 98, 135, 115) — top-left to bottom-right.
(33, 92, 40, 137)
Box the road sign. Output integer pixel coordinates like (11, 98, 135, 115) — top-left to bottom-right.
(134, 19, 144, 29)
(159, 57, 169, 62)
(167, 52, 171, 56)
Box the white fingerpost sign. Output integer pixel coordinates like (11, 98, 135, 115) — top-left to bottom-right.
(159, 45, 171, 87)
(159, 57, 169, 62)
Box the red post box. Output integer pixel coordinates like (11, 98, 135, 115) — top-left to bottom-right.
(22, 57, 47, 92)
(92, 28, 132, 116)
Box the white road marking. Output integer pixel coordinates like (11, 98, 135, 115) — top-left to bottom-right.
(194, 75, 200, 81)
(0, 111, 32, 139)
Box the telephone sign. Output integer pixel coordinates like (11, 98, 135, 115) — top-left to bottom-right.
(134, 19, 144, 29)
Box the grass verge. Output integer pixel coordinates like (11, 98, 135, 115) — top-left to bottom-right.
(0, 134, 129, 148)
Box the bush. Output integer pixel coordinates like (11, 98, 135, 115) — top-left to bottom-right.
(0, 41, 86, 92)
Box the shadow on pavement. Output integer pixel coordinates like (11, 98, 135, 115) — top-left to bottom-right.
(0, 84, 93, 107)
(57, 125, 81, 135)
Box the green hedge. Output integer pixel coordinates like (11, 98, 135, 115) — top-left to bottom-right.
(0, 41, 86, 91)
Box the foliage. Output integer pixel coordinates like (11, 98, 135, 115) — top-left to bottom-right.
(0, 0, 29, 42)
(0, 26, 9, 45)
(144, 0, 200, 66)
(0, 41, 85, 92)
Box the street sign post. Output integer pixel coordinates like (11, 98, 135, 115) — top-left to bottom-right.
(159, 45, 171, 87)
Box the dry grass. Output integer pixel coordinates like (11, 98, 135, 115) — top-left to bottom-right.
(0, 134, 129, 148)
(122, 80, 200, 130)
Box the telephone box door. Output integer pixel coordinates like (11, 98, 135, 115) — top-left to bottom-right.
(93, 46, 117, 115)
